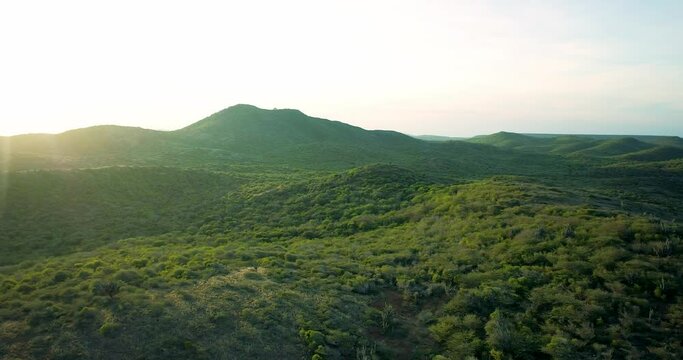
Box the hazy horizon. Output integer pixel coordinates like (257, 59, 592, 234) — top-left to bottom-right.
(1, 0, 682, 137)
(1, 103, 682, 139)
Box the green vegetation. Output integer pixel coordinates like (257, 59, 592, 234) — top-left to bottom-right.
(1, 105, 682, 359)
(0, 167, 244, 264)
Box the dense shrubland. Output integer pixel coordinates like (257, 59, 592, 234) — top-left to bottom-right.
(1, 164, 682, 359)
(0, 167, 244, 264)
(2, 106, 683, 359)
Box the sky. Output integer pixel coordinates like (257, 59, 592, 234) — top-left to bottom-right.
(0, 0, 682, 137)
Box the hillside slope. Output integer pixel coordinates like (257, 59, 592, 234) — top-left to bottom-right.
(1, 169, 682, 359)
(571, 137, 655, 157)
(1, 107, 683, 359)
(0, 167, 243, 265)
(0, 105, 577, 178)
(471, 132, 683, 159)
(172, 104, 428, 168)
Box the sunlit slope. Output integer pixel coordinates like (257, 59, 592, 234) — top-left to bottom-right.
(0, 126, 173, 170)
(571, 137, 654, 157)
(0, 105, 428, 171)
(176, 105, 420, 153)
(0, 105, 575, 178)
(618, 146, 683, 162)
(1, 170, 682, 359)
(468, 132, 683, 168)
(468, 131, 547, 149)
(0, 164, 425, 266)
(0, 166, 242, 265)
(172, 104, 429, 168)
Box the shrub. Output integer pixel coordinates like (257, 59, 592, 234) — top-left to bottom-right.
(113, 270, 143, 286)
(51, 271, 70, 284)
(98, 321, 120, 337)
(92, 281, 121, 298)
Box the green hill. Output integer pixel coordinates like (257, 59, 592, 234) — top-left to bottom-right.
(0, 126, 172, 170)
(468, 131, 546, 149)
(631, 135, 683, 148)
(0, 106, 573, 179)
(618, 145, 683, 162)
(177, 105, 416, 148)
(525, 133, 683, 148)
(547, 136, 599, 154)
(173, 105, 423, 167)
(467, 132, 598, 155)
(467, 132, 683, 164)
(0, 167, 243, 265)
(570, 137, 655, 157)
(0, 105, 432, 171)
(4, 106, 679, 178)
(1, 105, 683, 359)
(412, 135, 465, 142)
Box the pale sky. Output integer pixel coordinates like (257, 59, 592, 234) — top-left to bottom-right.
(0, 0, 682, 137)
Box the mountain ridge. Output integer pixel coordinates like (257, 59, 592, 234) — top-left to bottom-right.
(1, 105, 682, 175)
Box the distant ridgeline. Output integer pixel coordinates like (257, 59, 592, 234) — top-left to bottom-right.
(469, 131, 683, 160)
(1, 105, 682, 359)
(1, 104, 681, 175)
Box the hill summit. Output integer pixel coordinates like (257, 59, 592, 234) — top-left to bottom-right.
(176, 104, 417, 150)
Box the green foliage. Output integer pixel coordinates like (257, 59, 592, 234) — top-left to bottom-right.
(379, 303, 395, 334)
(92, 281, 121, 299)
(1, 171, 682, 358)
(98, 321, 120, 337)
(1, 105, 683, 359)
(0, 166, 243, 264)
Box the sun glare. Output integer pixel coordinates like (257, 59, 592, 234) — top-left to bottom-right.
(1, 1, 682, 136)
(0, 138, 9, 214)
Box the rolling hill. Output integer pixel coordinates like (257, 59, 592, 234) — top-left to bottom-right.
(172, 104, 432, 169)
(468, 131, 546, 148)
(0, 105, 430, 171)
(1, 105, 683, 359)
(412, 135, 466, 142)
(618, 146, 683, 162)
(4, 105, 681, 177)
(467, 132, 683, 162)
(570, 137, 655, 157)
(0, 105, 570, 178)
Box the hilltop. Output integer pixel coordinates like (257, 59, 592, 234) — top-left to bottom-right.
(172, 104, 427, 168)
